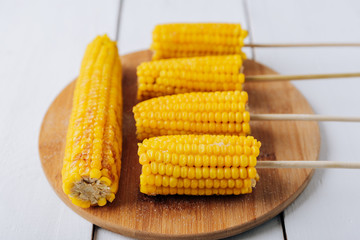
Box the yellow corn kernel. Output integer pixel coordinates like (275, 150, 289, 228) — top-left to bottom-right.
(173, 165, 181, 178)
(62, 182, 73, 195)
(150, 162, 158, 174)
(203, 155, 210, 167)
(139, 154, 148, 164)
(202, 167, 210, 178)
(62, 35, 122, 208)
(231, 167, 240, 179)
(188, 167, 195, 179)
(195, 168, 202, 179)
(165, 164, 173, 176)
(100, 177, 112, 186)
(248, 167, 257, 179)
(169, 177, 177, 188)
(252, 146, 260, 157)
(228, 179, 235, 188)
(224, 167, 232, 179)
(179, 166, 187, 178)
(187, 155, 194, 167)
(106, 193, 116, 202)
(209, 168, 217, 179)
(244, 146, 252, 155)
(98, 198, 107, 207)
(233, 155, 240, 167)
(240, 167, 248, 179)
(235, 179, 243, 188)
(142, 164, 151, 175)
(155, 175, 162, 187)
(89, 169, 101, 179)
(191, 179, 198, 189)
(110, 182, 118, 193)
(184, 179, 191, 188)
(70, 197, 91, 208)
(147, 175, 155, 185)
(244, 179, 252, 188)
(249, 156, 257, 167)
(162, 176, 170, 187)
(177, 179, 184, 188)
(240, 155, 249, 167)
(158, 163, 166, 175)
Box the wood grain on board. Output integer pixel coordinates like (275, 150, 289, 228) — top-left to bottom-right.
(39, 50, 320, 240)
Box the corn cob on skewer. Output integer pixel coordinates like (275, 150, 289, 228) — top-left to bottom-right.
(62, 35, 123, 208)
(133, 91, 250, 140)
(139, 135, 260, 195)
(137, 56, 360, 101)
(137, 55, 244, 100)
(151, 23, 248, 60)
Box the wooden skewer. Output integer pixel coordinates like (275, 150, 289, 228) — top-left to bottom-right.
(245, 72, 360, 82)
(251, 114, 360, 122)
(257, 161, 360, 169)
(244, 43, 360, 48)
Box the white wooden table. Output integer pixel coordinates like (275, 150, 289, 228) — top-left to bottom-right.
(1, 0, 360, 239)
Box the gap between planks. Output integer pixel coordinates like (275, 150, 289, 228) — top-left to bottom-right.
(93, 0, 124, 238)
(280, 212, 288, 240)
(242, 0, 255, 60)
(115, 0, 124, 42)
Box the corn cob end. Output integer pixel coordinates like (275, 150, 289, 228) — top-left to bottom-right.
(63, 176, 115, 208)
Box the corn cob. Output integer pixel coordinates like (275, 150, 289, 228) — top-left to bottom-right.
(62, 35, 123, 208)
(151, 23, 248, 60)
(133, 91, 250, 140)
(139, 135, 260, 195)
(137, 55, 244, 100)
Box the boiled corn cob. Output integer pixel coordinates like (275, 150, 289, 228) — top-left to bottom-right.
(139, 135, 260, 195)
(151, 23, 248, 60)
(133, 91, 250, 140)
(137, 55, 244, 100)
(62, 35, 123, 208)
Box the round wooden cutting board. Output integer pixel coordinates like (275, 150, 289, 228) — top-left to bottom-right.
(39, 50, 320, 240)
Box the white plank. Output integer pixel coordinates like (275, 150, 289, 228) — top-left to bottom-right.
(118, 0, 253, 58)
(284, 167, 360, 239)
(94, 226, 132, 240)
(0, 0, 118, 239)
(94, 216, 283, 240)
(248, 0, 360, 238)
(225, 216, 283, 240)
(247, 0, 360, 43)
